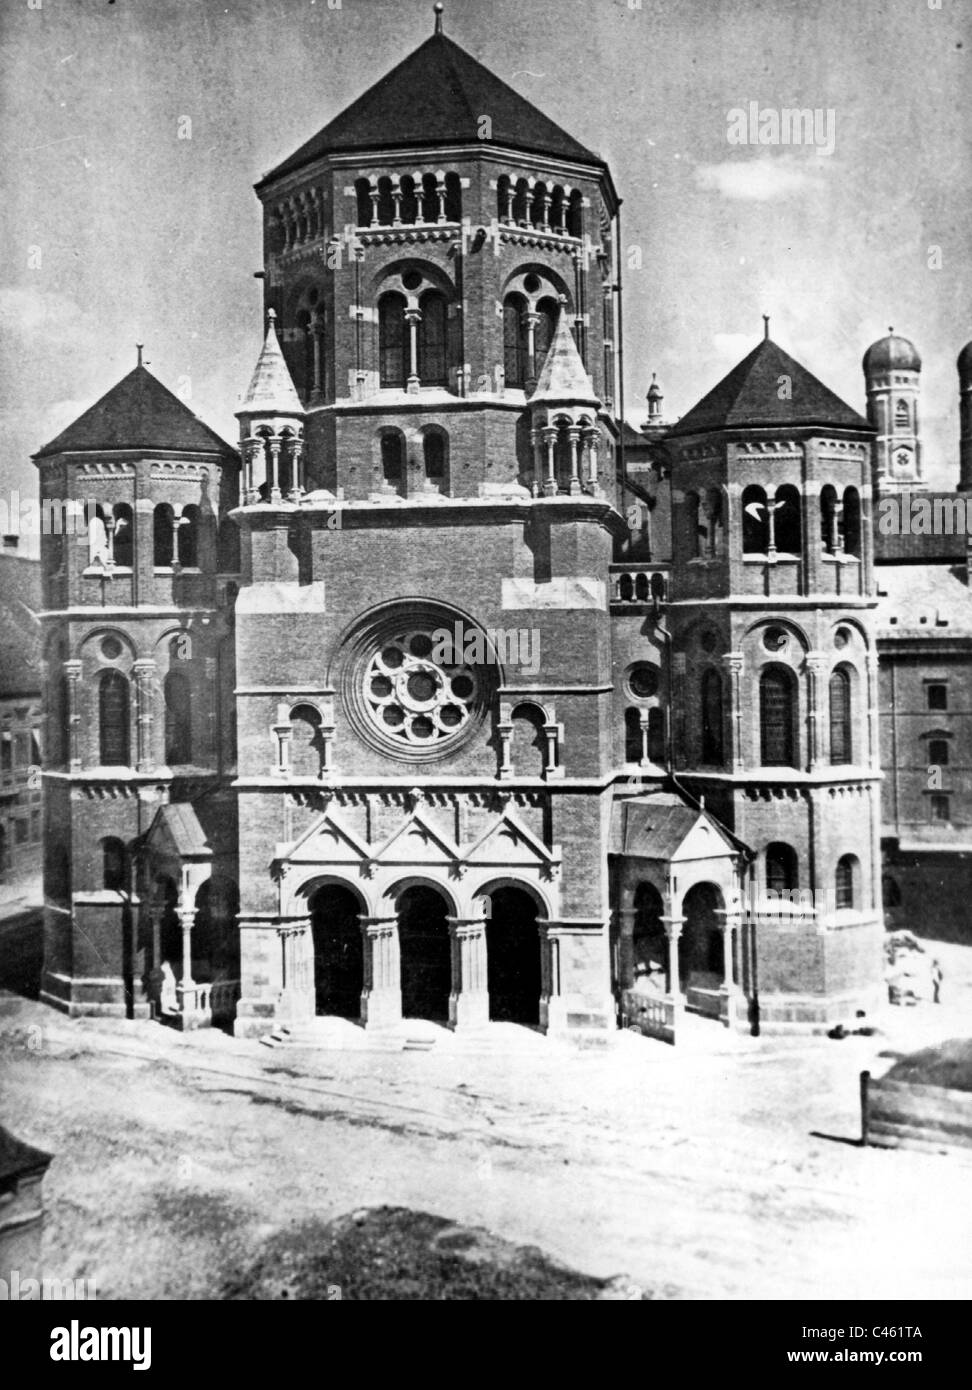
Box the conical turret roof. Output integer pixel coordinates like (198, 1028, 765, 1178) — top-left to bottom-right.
(530, 308, 600, 407)
(237, 310, 303, 417)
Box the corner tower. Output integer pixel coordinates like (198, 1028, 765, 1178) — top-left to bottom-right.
(864, 330, 923, 494)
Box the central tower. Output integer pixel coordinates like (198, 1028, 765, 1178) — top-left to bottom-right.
(231, 10, 626, 1040)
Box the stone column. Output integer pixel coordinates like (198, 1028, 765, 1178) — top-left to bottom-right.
(524, 309, 540, 392)
(661, 914, 684, 1011)
(541, 426, 558, 497)
(405, 308, 422, 393)
(170, 508, 183, 571)
(583, 428, 599, 491)
(289, 440, 304, 501)
(448, 917, 489, 1030)
(497, 721, 513, 779)
(310, 323, 323, 403)
(566, 425, 582, 495)
(617, 906, 636, 990)
(359, 915, 402, 1028)
(716, 909, 741, 1030)
(277, 919, 314, 1022)
(391, 178, 402, 227)
(542, 722, 559, 777)
(63, 659, 82, 771)
(132, 659, 157, 772)
(269, 439, 282, 503)
(273, 703, 292, 777)
(436, 179, 448, 223)
(369, 187, 380, 227)
(722, 651, 745, 771)
(539, 925, 567, 1034)
(805, 651, 826, 771)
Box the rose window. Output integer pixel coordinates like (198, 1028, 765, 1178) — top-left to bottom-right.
(363, 630, 480, 749)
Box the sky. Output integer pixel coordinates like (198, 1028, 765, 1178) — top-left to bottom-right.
(1, 0, 969, 553)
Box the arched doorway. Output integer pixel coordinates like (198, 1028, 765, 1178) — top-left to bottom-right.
(397, 884, 451, 1021)
(679, 882, 724, 995)
(485, 886, 542, 1024)
(309, 884, 364, 1019)
(633, 881, 666, 984)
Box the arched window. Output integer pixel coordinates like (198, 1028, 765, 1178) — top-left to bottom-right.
(624, 707, 643, 763)
(820, 485, 839, 553)
(635, 572, 649, 601)
(112, 504, 134, 567)
(567, 189, 583, 237)
(496, 174, 511, 223)
(102, 837, 127, 892)
(381, 433, 405, 487)
(444, 172, 462, 222)
(928, 738, 949, 767)
(835, 854, 858, 911)
(290, 703, 323, 778)
(421, 173, 439, 224)
(99, 670, 130, 766)
(511, 702, 546, 777)
(217, 517, 240, 574)
(842, 487, 861, 557)
(742, 485, 768, 554)
(164, 670, 192, 764)
(177, 505, 200, 568)
(774, 484, 801, 554)
(701, 668, 723, 764)
(87, 506, 110, 567)
(618, 573, 634, 602)
(531, 181, 548, 228)
(355, 177, 373, 226)
(647, 707, 665, 763)
(378, 293, 406, 388)
(153, 504, 174, 567)
(895, 398, 910, 428)
(503, 293, 527, 387)
(423, 433, 446, 486)
(376, 175, 394, 225)
(399, 174, 418, 224)
(760, 667, 796, 767)
(534, 296, 558, 369)
(706, 488, 723, 557)
(829, 667, 852, 763)
(766, 842, 798, 894)
(419, 291, 448, 387)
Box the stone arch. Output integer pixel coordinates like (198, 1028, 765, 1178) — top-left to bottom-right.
(303, 876, 368, 1020)
(388, 878, 455, 1022)
(480, 881, 543, 1025)
(680, 881, 725, 996)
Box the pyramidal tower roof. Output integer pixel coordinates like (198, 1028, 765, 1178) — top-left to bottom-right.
(530, 307, 600, 407)
(237, 310, 303, 417)
(667, 330, 871, 438)
(34, 357, 235, 458)
(259, 9, 602, 186)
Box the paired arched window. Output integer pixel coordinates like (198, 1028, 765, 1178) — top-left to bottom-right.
(766, 842, 798, 894)
(835, 854, 858, 911)
(153, 504, 174, 567)
(164, 671, 192, 765)
(378, 287, 454, 389)
(102, 837, 127, 892)
(760, 667, 796, 767)
(502, 292, 558, 388)
(701, 669, 723, 764)
(98, 670, 130, 766)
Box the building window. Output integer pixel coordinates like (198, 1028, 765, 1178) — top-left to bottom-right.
(624, 707, 643, 763)
(895, 398, 910, 428)
(103, 837, 127, 892)
(419, 291, 448, 387)
(98, 670, 130, 766)
(766, 842, 798, 894)
(835, 854, 857, 910)
(842, 487, 861, 557)
(928, 738, 949, 767)
(685, 491, 702, 559)
(423, 432, 446, 485)
(153, 504, 174, 567)
(701, 668, 723, 764)
(112, 504, 134, 567)
(829, 667, 852, 763)
(760, 667, 796, 767)
(381, 434, 405, 486)
(930, 794, 950, 822)
(503, 293, 527, 387)
(378, 293, 407, 388)
(177, 505, 200, 568)
(647, 707, 665, 763)
(927, 684, 947, 711)
(164, 671, 192, 764)
(742, 485, 768, 554)
(773, 484, 801, 555)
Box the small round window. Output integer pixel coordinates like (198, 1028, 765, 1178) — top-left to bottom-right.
(627, 664, 659, 700)
(101, 635, 123, 660)
(763, 626, 788, 653)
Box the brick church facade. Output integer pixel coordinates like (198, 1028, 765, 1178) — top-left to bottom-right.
(33, 16, 972, 1043)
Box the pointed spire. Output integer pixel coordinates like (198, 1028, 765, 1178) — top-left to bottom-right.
(762, 314, 770, 341)
(434, 2, 443, 35)
(529, 303, 600, 406)
(237, 307, 303, 417)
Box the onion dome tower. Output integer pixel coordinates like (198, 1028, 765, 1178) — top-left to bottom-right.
(863, 329, 923, 493)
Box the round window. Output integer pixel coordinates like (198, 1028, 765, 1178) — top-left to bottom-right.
(763, 626, 788, 653)
(628, 664, 659, 700)
(402, 270, 423, 292)
(101, 635, 123, 660)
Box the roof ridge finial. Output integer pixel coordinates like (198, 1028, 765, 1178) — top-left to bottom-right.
(762, 314, 770, 341)
(267, 307, 277, 330)
(136, 343, 144, 367)
(434, 2, 443, 35)
(888, 325, 894, 335)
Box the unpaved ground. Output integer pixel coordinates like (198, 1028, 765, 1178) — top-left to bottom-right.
(1, 940, 971, 1300)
